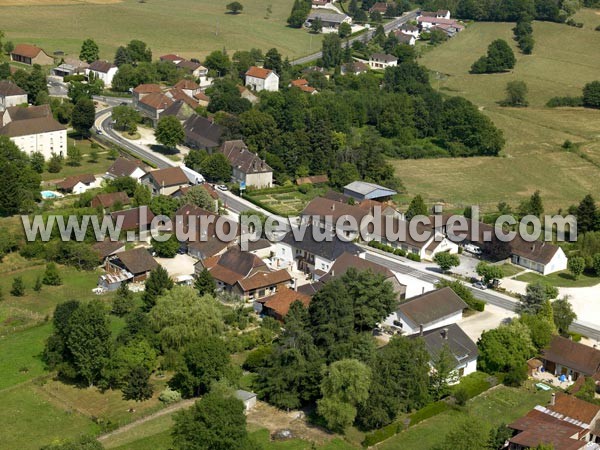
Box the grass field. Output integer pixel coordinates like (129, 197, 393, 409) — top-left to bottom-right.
(42, 138, 114, 183)
(377, 384, 552, 449)
(516, 269, 600, 287)
(0, 0, 320, 61)
(397, 9, 600, 213)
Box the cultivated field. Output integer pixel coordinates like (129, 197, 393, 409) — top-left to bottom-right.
(397, 9, 600, 213)
(0, 0, 320, 61)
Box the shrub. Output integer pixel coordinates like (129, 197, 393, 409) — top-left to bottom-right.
(596, 25, 600, 31)
(546, 96, 583, 107)
(454, 387, 469, 406)
(407, 253, 421, 262)
(409, 401, 450, 425)
(159, 387, 182, 404)
(362, 422, 402, 447)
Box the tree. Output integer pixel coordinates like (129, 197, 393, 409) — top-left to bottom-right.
(583, 81, 600, 109)
(264, 48, 283, 74)
(0, 136, 41, 216)
(226, 1, 244, 14)
(518, 313, 555, 350)
(114, 46, 132, 67)
(575, 377, 598, 403)
(405, 194, 428, 220)
(112, 283, 135, 317)
(434, 252, 460, 272)
(30, 151, 45, 173)
(528, 190, 544, 217)
(200, 153, 232, 183)
(594, 253, 600, 276)
(322, 34, 342, 69)
(502, 80, 528, 107)
(0, 62, 10, 80)
(576, 194, 598, 233)
(181, 185, 216, 211)
(42, 262, 62, 286)
(318, 359, 371, 432)
(311, 17, 323, 33)
(125, 39, 152, 65)
(66, 144, 82, 166)
(476, 262, 504, 284)
(122, 366, 153, 401)
(518, 282, 558, 315)
(488, 424, 513, 450)
(79, 38, 100, 64)
(34, 276, 42, 292)
(169, 336, 231, 397)
(151, 234, 180, 258)
(430, 344, 458, 400)
(112, 105, 141, 134)
(339, 22, 352, 38)
(3, 41, 14, 56)
(11, 276, 25, 296)
(172, 391, 253, 450)
(195, 268, 216, 297)
(133, 184, 152, 207)
(66, 300, 112, 386)
(205, 50, 231, 76)
(331, 162, 360, 188)
(155, 115, 185, 149)
(477, 322, 535, 374)
(470, 39, 516, 74)
(142, 265, 174, 311)
(71, 98, 96, 137)
(568, 256, 585, 280)
(150, 286, 223, 350)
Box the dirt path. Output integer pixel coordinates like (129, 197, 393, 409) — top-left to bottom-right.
(97, 398, 196, 442)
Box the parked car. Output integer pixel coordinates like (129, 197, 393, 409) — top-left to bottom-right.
(473, 281, 487, 290)
(217, 185, 228, 191)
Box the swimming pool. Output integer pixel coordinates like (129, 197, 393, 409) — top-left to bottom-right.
(41, 190, 62, 199)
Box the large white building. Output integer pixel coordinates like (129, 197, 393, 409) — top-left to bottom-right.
(0, 104, 67, 159)
(245, 66, 279, 92)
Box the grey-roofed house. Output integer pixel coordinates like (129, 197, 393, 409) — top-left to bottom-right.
(343, 181, 397, 201)
(541, 335, 600, 381)
(219, 140, 273, 188)
(183, 114, 224, 149)
(415, 323, 478, 380)
(52, 58, 89, 78)
(0, 81, 28, 111)
(368, 53, 398, 70)
(141, 167, 190, 196)
(275, 225, 363, 278)
(306, 11, 352, 28)
(105, 157, 147, 181)
(384, 287, 467, 335)
(100, 247, 159, 290)
(86, 60, 118, 88)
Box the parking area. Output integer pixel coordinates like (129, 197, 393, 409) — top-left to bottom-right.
(459, 303, 516, 342)
(154, 253, 197, 278)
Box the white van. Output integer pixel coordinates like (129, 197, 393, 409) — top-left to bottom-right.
(464, 244, 482, 255)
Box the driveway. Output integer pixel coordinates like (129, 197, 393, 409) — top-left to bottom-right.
(154, 254, 196, 278)
(459, 304, 516, 342)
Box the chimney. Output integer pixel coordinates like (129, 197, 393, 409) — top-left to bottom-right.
(331, 269, 335, 278)
(419, 324, 423, 337)
(550, 393, 556, 406)
(441, 328, 448, 340)
(422, 286, 425, 294)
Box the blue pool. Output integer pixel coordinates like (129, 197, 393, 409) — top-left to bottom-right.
(41, 190, 59, 199)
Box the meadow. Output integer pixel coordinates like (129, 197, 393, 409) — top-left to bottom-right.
(0, 0, 321, 61)
(397, 9, 600, 213)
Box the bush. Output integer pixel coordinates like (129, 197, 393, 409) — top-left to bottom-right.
(454, 387, 469, 406)
(566, 18, 583, 28)
(472, 298, 486, 311)
(546, 96, 583, 107)
(407, 253, 421, 262)
(409, 401, 450, 425)
(297, 184, 312, 194)
(362, 422, 402, 447)
(450, 372, 492, 399)
(159, 386, 182, 404)
(596, 25, 600, 31)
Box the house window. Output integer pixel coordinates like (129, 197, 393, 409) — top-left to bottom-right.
(458, 367, 465, 377)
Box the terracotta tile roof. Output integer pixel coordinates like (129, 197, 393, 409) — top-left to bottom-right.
(214, 247, 267, 277)
(160, 54, 182, 62)
(12, 43, 46, 59)
(237, 269, 292, 292)
(0, 80, 26, 97)
(91, 191, 131, 209)
(88, 60, 116, 73)
(194, 91, 210, 102)
(219, 140, 272, 174)
(397, 287, 467, 327)
(139, 92, 174, 111)
(133, 84, 162, 94)
(319, 252, 395, 283)
(168, 88, 199, 109)
(175, 79, 200, 91)
(550, 392, 600, 424)
(56, 173, 96, 190)
(291, 79, 309, 87)
(107, 157, 146, 178)
(145, 167, 189, 187)
(177, 60, 204, 71)
(542, 335, 600, 376)
(262, 286, 311, 319)
(301, 196, 370, 223)
(246, 66, 274, 79)
(110, 206, 155, 231)
(113, 247, 158, 275)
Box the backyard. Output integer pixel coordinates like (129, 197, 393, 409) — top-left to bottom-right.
(397, 9, 600, 213)
(516, 269, 600, 288)
(245, 185, 329, 217)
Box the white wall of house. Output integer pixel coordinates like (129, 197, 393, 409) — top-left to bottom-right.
(243, 171, 273, 189)
(512, 247, 568, 275)
(10, 129, 67, 159)
(454, 358, 477, 381)
(87, 67, 118, 88)
(275, 242, 295, 269)
(72, 180, 98, 195)
(245, 73, 279, 92)
(0, 93, 28, 110)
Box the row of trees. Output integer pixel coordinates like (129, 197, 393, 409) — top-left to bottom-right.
(513, 19, 534, 54)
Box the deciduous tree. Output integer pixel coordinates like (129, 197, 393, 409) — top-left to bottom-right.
(79, 38, 99, 64)
(155, 115, 185, 149)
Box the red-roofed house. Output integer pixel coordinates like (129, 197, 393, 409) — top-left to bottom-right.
(289, 79, 318, 95)
(137, 93, 174, 125)
(245, 66, 279, 92)
(10, 44, 54, 66)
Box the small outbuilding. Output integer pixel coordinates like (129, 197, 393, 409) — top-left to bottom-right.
(343, 181, 397, 201)
(235, 389, 257, 412)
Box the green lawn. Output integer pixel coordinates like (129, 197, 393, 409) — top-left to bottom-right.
(41, 138, 114, 183)
(516, 269, 600, 287)
(499, 263, 526, 278)
(0, 0, 321, 61)
(377, 384, 552, 449)
(396, 9, 600, 213)
(245, 186, 329, 216)
(0, 383, 100, 450)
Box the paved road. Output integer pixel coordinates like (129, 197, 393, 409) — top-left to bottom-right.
(364, 252, 600, 340)
(291, 11, 419, 66)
